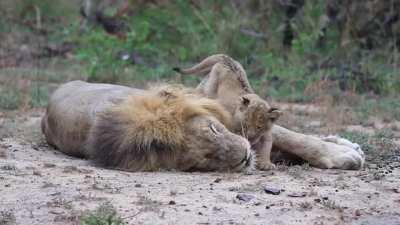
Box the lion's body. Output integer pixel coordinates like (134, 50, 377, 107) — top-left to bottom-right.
(176, 54, 281, 170)
(42, 81, 254, 172)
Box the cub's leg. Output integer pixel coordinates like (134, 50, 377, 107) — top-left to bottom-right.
(252, 133, 275, 170)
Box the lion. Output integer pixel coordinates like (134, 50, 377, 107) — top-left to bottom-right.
(41, 80, 255, 172)
(174, 54, 282, 170)
(174, 54, 365, 170)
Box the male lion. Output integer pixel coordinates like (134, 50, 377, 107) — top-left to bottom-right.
(174, 54, 282, 170)
(174, 54, 365, 170)
(41, 81, 254, 172)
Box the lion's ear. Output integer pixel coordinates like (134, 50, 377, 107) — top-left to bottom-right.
(268, 108, 283, 121)
(158, 90, 177, 101)
(241, 96, 250, 106)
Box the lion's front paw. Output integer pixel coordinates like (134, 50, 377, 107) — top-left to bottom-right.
(322, 135, 365, 159)
(319, 135, 365, 170)
(257, 162, 276, 171)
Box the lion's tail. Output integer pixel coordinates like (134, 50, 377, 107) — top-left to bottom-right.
(173, 54, 230, 75)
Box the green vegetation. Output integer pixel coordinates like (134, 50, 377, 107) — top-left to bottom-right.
(0, 0, 399, 112)
(340, 129, 399, 164)
(80, 202, 123, 225)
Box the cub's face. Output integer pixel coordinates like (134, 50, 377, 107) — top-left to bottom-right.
(233, 94, 282, 143)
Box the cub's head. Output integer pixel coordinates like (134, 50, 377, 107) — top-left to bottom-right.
(233, 94, 282, 142)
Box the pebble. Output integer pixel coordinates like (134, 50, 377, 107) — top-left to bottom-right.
(287, 192, 307, 198)
(33, 170, 42, 176)
(214, 178, 222, 183)
(168, 200, 176, 205)
(264, 186, 281, 195)
(236, 193, 255, 202)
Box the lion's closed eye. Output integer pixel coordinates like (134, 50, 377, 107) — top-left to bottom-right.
(209, 123, 219, 135)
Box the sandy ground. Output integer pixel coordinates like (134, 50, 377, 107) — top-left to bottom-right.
(1, 111, 400, 225)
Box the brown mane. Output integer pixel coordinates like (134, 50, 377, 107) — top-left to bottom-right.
(87, 85, 232, 171)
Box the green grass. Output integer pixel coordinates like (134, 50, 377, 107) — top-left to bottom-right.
(0, 88, 21, 110)
(340, 129, 399, 165)
(354, 96, 400, 121)
(80, 202, 123, 225)
(0, 0, 399, 117)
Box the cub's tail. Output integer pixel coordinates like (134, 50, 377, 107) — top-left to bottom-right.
(173, 54, 231, 75)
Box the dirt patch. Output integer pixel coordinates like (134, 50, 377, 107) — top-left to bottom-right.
(0, 111, 399, 225)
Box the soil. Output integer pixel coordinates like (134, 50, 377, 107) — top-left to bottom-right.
(0, 109, 400, 225)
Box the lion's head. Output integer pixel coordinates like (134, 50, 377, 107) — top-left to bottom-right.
(76, 84, 255, 172)
(231, 93, 282, 143)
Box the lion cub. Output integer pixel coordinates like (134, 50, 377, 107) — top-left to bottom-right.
(174, 54, 282, 170)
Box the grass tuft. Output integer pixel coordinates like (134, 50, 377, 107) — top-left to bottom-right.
(80, 202, 123, 225)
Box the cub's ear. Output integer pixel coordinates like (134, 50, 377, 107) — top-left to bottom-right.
(268, 107, 283, 121)
(158, 90, 176, 101)
(241, 96, 250, 106)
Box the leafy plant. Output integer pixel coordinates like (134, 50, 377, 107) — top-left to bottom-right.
(80, 202, 123, 225)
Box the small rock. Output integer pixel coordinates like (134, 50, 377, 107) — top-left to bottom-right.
(168, 200, 176, 205)
(254, 213, 260, 217)
(33, 170, 42, 176)
(214, 178, 222, 183)
(236, 193, 255, 202)
(49, 209, 64, 215)
(43, 163, 56, 168)
(322, 196, 329, 200)
(287, 192, 307, 198)
(134, 183, 142, 188)
(263, 186, 281, 195)
(212, 206, 222, 211)
(228, 187, 237, 191)
(354, 209, 362, 216)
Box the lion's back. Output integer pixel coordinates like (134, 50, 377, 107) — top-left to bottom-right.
(42, 81, 140, 158)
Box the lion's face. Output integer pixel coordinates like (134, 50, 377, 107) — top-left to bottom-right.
(233, 94, 282, 143)
(182, 116, 254, 172)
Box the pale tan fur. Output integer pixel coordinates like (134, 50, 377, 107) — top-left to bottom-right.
(175, 54, 282, 170)
(175, 54, 365, 170)
(42, 81, 254, 172)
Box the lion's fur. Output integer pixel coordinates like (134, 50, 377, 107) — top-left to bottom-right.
(42, 81, 253, 172)
(110, 85, 231, 148)
(89, 85, 233, 171)
(175, 54, 282, 170)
